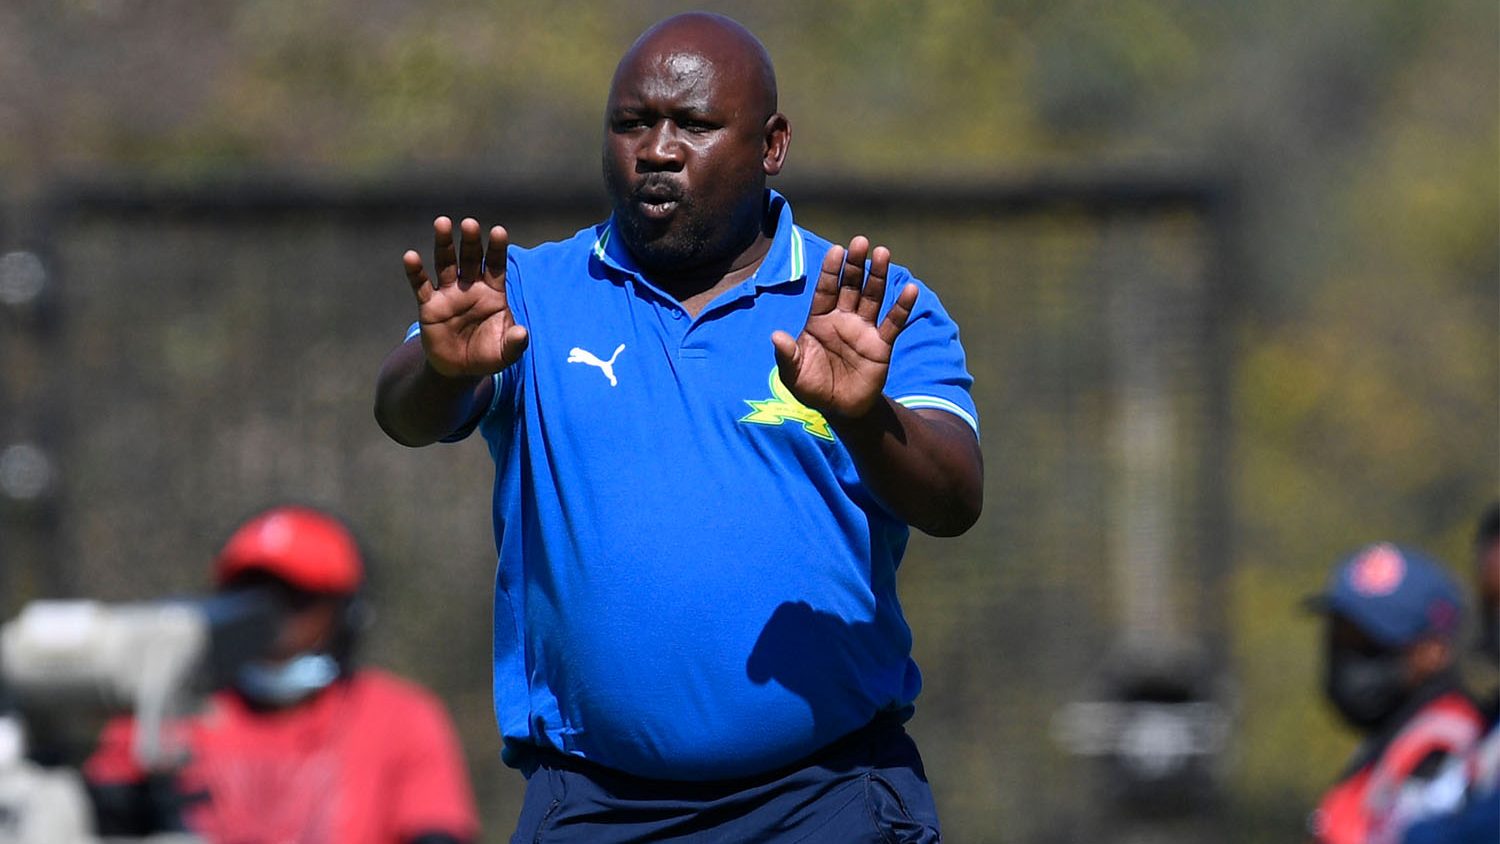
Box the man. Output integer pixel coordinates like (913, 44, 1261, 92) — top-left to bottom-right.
(374, 12, 981, 842)
(1394, 503, 1500, 843)
(85, 505, 480, 844)
(1304, 542, 1483, 844)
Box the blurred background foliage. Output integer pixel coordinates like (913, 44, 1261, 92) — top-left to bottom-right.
(0, 0, 1495, 841)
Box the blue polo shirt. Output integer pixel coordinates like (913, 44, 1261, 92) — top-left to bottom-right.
(416, 191, 977, 780)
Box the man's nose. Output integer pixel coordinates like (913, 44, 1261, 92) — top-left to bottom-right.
(637, 121, 685, 171)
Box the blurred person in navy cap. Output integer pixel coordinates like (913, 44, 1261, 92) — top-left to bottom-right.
(1392, 502, 1500, 844)
(83, 505, 479, 844)
(1304, 542, 1484, 844)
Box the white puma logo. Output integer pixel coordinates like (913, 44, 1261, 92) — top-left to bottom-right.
(567, 343, 626, 387)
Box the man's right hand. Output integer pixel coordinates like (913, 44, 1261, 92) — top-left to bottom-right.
(404, 216, 529, 378)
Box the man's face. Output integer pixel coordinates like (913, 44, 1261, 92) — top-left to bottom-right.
(1323, 617, 1409, 729)
(602, 42, 774, 274)
(225, 577, 340, 662)
(269, 589, 340, 661)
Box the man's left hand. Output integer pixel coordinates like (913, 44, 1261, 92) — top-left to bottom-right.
(771, 236, 916, 420)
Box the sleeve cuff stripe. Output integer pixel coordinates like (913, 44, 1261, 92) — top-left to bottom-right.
(895, 395, 979, 434)
(486, 372, 506, 417)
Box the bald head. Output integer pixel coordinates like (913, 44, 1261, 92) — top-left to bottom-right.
(601, 13, 790, 281)
(612, 13, 778, 123)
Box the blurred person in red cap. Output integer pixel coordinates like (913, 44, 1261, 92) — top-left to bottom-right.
(82, 505, 479, 844)
(1304, 542, 1484, 844)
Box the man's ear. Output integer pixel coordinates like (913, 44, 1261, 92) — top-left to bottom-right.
(1405, 637, 1452, 685)
(763, 113, 790, 176)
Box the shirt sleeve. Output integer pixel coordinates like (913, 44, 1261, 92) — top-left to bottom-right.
(881, 267, 979, 436)
(388, 689, 480, 842)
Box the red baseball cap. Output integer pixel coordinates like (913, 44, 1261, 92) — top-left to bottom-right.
(214, 506, 363, 595)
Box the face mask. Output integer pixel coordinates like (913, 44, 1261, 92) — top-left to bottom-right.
(1326, 648, 1407, 730)
(234, 653, 340, 708)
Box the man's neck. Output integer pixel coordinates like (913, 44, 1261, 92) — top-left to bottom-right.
(662, 231, 773, 318)
(640, 205, 776, 317)
(1343, 670, 1466, 777)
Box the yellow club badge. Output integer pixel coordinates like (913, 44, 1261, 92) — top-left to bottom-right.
(739, 367, 834, 441)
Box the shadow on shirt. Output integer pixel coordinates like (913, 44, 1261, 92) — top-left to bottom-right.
(746, 599, 900, 744)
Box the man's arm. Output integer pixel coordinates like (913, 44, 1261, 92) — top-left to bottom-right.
(772, 237, 983, 537)
(375, 340, 493, 447)
(83, 717, 192, 835)
(830, 402, 981, 537)
(374, 217, 528, 447)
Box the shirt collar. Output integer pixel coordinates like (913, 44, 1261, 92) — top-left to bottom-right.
(590, 189, 807, 292)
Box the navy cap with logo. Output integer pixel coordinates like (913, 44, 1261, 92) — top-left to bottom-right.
(1306, 543, 1465, 649)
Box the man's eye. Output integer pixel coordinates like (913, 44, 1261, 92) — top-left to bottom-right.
(614, 119, 647, 131)
(681, 121, 715, 133)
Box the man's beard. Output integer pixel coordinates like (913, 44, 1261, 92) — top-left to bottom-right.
(612, 196, 716, 273)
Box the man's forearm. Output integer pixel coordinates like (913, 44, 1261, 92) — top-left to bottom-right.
(374, 339, 491, 447)
(830, 400, 983, 537)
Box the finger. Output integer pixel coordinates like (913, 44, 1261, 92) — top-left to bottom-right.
(403, 250, 432, 304)
(770, 330, 800, 375)
(877, 283, 919, 347)
(500, 324, 530, 368)
(432, 217, 458, 288)
(856, 245, 890, 323)
(458, 218, 484, 286)
(836, 236, 869, 312)
(482, 226, 509, 293)
(809, 245, 843, 316)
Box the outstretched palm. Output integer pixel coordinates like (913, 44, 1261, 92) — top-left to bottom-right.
(771, 236, 917, 420)
(404, 216, 529, 378)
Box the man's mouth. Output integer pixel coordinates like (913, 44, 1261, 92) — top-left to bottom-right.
(637, 198, 678, 220)
(632, 181, 684, 221)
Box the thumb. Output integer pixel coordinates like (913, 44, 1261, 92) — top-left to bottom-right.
(500, 324, 530, 367)
(771, 330, 799, 378)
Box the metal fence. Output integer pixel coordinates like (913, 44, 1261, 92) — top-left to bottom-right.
(0, 171, 1239, 843)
